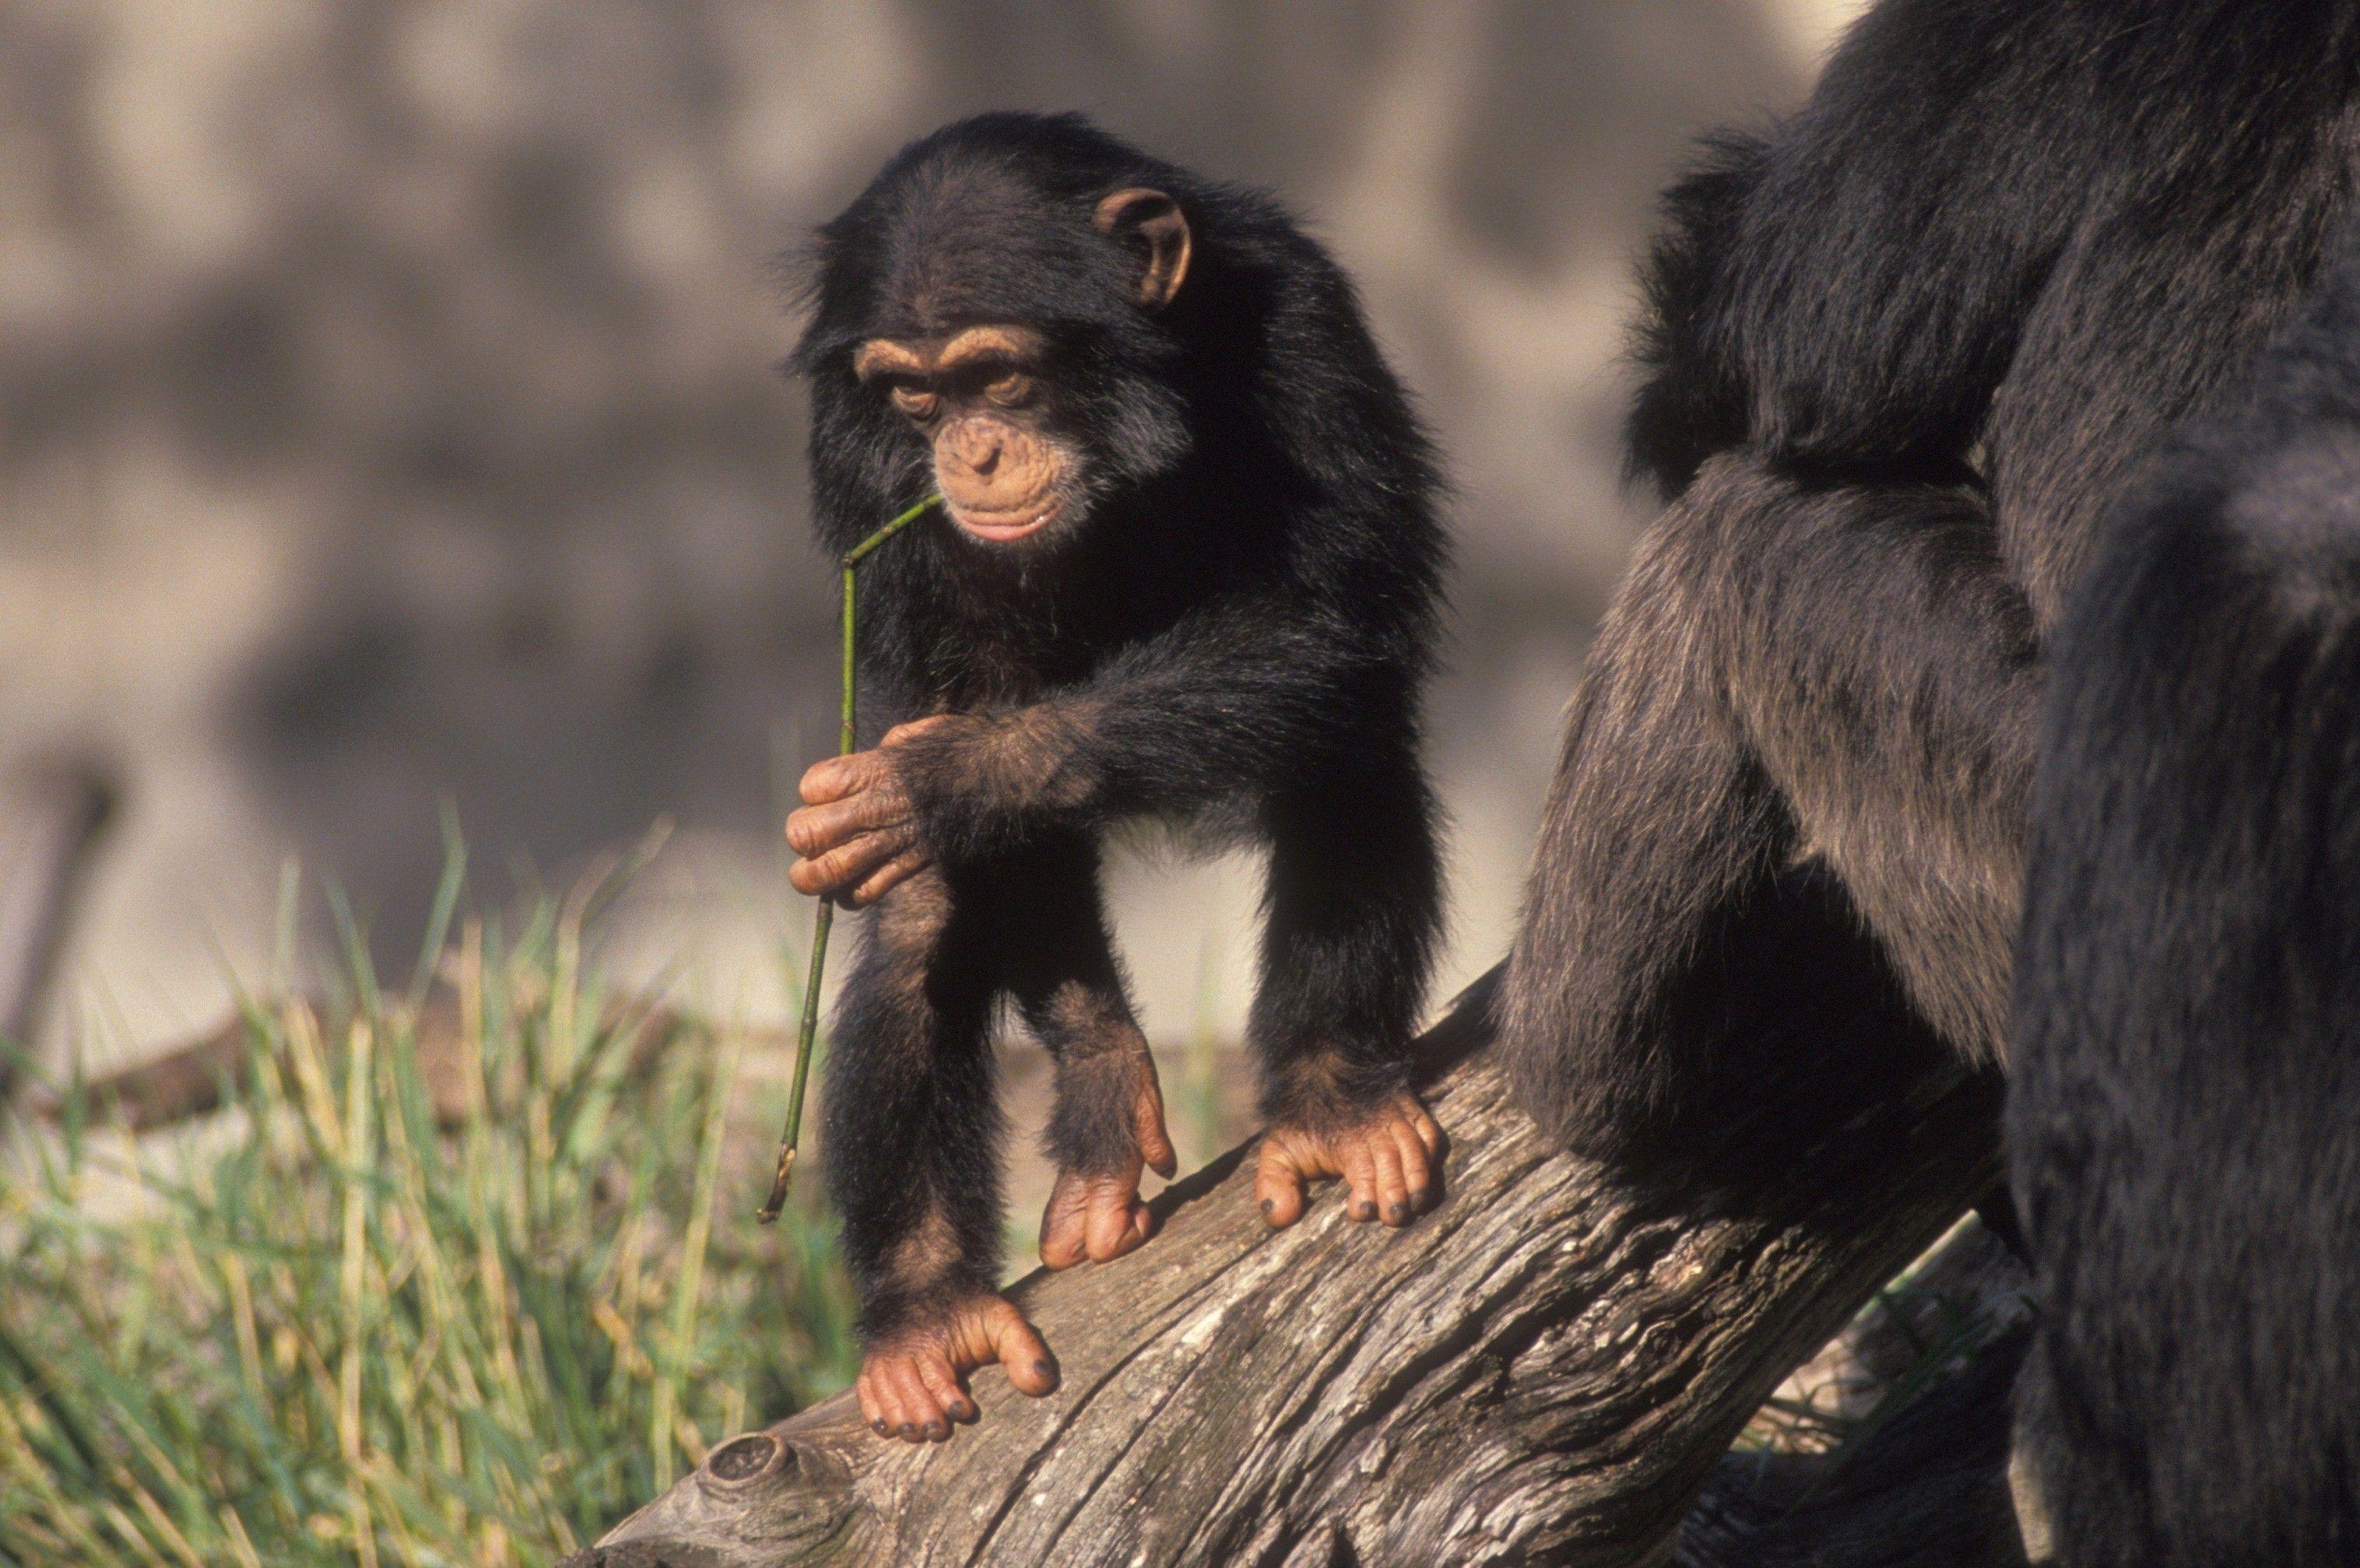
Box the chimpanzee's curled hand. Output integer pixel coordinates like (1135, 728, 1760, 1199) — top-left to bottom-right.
(786, 715, 963, 906)
(1038, 1046, 1179, 1270)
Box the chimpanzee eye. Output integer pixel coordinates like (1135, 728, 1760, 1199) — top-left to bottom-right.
(985, 372, 1034, 409)
(889, 382, 939, 420)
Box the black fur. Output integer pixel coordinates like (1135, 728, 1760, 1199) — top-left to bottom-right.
(2013, 221, 2360, 1566)
(793, 114, 1445, 1341)
(1501, 0, 2360, 1162)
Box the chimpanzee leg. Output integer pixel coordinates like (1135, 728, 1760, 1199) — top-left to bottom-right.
(1501, 451, 2034, 1157)
(821, 864, 1004, 1344)
(1250, 740, 1446, 1229)
(994, 830, 1178, 1268)
(825, 861, 1064, 1441)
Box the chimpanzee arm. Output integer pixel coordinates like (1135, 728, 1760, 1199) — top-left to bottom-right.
(883, 589, 1411, 862)
(1252, 737, 1442, 1128)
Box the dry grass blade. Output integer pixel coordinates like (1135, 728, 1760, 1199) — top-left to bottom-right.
(0, 852, 859, 1567)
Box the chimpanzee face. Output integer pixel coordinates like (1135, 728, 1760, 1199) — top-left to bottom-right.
(846, 189, 1191, 547)
(853, 323, 1071, 542)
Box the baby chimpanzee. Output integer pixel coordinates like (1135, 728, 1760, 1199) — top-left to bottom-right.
(784, 114, 1447, 1442)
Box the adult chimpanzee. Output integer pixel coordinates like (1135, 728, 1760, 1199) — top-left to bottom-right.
(2014, 222, 2360, 1565)
(1499, 0, 2360, 1155)
(783, 114, 1446, 1443)
(1493, 1, 2360, 1558)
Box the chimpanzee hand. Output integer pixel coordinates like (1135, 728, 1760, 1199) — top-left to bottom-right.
(786, 715, 963, 906)
(855, 1293, 1059, 1443)
(1038, 1049, 1179, 1270)
(1256, 1092, 1444, 1230)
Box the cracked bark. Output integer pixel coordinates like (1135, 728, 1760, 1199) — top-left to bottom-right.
(564, 881, 2003, 1568)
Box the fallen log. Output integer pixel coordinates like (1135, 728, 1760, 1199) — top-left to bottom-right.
(0, 757, 116, 1107)
(33, 986, 696, 1133)
(565, 872, 2004, 1567)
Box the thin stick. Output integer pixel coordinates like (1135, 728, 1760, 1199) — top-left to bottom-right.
(759, 494, 939, 1222)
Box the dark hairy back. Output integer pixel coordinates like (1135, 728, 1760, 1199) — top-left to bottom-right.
(2014, 224, 2360, 1567)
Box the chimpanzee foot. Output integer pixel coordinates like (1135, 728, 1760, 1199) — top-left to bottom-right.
(855, 1294, 1059, 1443)
(1256, 1092, 1444, 1230)
(1039, 1052, 1178, 1270)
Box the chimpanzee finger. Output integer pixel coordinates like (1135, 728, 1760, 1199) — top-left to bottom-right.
(1390, 1116, 1437, 1213)
(1340, 1139, 1381, 1223)
(796, 764, 844, 808)
(1254, 1139, 1309, 1229)
(881, 714, 960, 749)
(798, 749, 891, 807)
(789, 830, 908, 898)
(1084, 1184, 1153, 1262)
(981, 1302, 1059, 1398)
(912, 1355, 975, 1427)
(785, 791, 904, 859)
(783, 797, 859, 858)
(796, 756, 857, 807)
(1367, 1136, 1412, 1226)
(884, 1357, 946, 1441)
(1404, 1097, 1445, 1159)
(786, 853, 839, 898)
(866, 1366, 915, 1439)
(847, 848, 932, 908)
(1134, 1072, 1178, 1180)
(855, 1370, 889, 1435)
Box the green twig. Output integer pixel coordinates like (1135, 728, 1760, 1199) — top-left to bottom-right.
(758, 494, 939, 1223)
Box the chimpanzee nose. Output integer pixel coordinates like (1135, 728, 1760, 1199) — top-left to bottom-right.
(943, 421, 1013, 487)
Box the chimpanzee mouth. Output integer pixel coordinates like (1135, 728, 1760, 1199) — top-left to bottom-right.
(949, 500, 1061, 542)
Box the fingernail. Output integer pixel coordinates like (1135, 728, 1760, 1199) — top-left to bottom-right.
(927, 1422, 947, 1440)
(1034, 1359, 1055, 1380)
(1260, 1198, 1274, 1215)
(1355, 1202, 1376, 1220)
(873, 1419, 889, 1434)
(1388, 1202, 1409, 1222)
(899, 1423, 918, 1440)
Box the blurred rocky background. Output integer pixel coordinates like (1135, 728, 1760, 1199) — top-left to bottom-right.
(0, 0, 1867, 1072)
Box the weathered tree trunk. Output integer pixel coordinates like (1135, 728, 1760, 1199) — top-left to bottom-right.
(566, 878, 2004, 1568)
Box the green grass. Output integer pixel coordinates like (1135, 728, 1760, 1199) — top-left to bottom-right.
(0, 858, 859, 1568)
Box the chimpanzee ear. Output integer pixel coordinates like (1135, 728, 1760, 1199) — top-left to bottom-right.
(1093, 188, 1192, 310)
